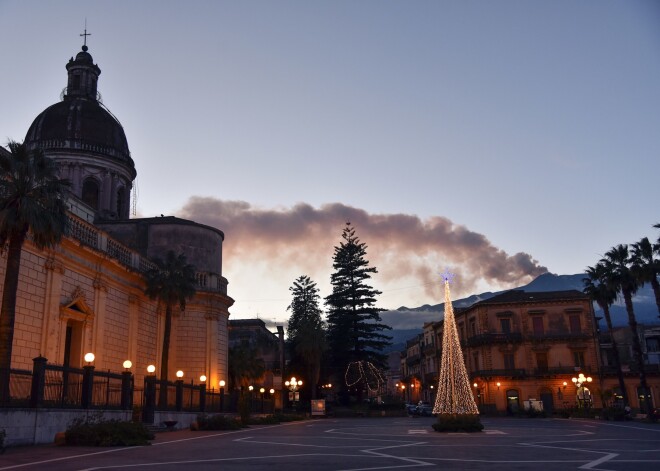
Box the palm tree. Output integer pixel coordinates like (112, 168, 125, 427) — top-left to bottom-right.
(603, 244, 653, 416)
(144, 251, 196, 408)
(0, 141, 69, 403)
(631, 236, 660, 317)
(583, 263, 628, 406)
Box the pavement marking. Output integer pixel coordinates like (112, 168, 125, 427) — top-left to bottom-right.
(579, 453, 618, 470)
(484, 430, 506, 434)
(408, 430, 428, 435)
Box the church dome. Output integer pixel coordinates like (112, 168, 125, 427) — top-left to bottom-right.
(25, 98, 134, 168)
(24, 45, 135, 172)
(24, 44, 137, 220)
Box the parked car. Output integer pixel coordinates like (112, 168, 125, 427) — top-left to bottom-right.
(415, 403, 434, 416)
(405, 403, 418, 414)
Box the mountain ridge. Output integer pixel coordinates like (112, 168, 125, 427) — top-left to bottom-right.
(382, 272, 659, 353)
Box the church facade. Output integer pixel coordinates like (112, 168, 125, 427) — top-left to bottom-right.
(1, 43, 233, 390)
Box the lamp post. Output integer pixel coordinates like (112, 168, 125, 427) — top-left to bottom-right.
(219, 380, 225, 412)
(260, 387, 265, 413)
(572, 373, 593, 409)
(285, 376, 302, 411)
(121, 360, 133, 410)
(143, 365, 157, 423)
(199, 375, 207, 412)
(81, 353, 95, 409)
(175, 370, 184, 411)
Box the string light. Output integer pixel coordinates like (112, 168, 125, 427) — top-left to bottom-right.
(433, 273, 479, 415)
(345, 361, 385, 391)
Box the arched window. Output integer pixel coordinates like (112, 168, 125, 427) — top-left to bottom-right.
(82, 177, 99, 210)
(116, 187, 125, 218)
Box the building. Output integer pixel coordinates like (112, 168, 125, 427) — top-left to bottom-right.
(228, 319, 284, 394)
(401, 290, 656, 413)
(1, 43, 233, 390)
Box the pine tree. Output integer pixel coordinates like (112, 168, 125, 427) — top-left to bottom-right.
(325, 223, 391, 393)
(287, 275, 326, 399)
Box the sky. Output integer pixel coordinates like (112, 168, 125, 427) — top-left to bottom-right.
(1, 0, 659, 327)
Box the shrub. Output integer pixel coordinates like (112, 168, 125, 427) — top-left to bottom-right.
(432, 414, 483, 433)
(196, 414, 243, 431)
(0, 428, 6, 453)
(272, 412, 305, 422)
(65, 416, 154, 446)
(248, 415, 280, 425)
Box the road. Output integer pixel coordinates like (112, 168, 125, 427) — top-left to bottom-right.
(1, 416, 659, 470)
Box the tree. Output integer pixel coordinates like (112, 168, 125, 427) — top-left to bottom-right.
(228, 342, 266, 390)
(583, 263, 628, 407)
(325, 223, 391, 398)
(603, 244, 653, 416)
(144, 251, 196, 408)
(631, 236, 660, 317)
(0, 141, 69, 402)
(286, 275, 326, 399)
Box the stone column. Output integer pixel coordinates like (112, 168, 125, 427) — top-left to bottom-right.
(127, 295, 139, 367)
(92, 277, 108, 365)
(41, 257, 65, 360)
(205, 311, 219, 387)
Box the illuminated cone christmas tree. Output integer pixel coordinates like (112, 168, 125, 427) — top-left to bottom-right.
(433, 272, 479, 415)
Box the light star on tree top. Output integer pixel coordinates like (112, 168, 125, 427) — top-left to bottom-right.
(440, 269, 455, 284)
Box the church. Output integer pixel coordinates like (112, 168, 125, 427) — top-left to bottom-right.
(1, 41, 234, 390)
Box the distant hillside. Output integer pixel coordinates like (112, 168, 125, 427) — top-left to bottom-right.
(381, 272, 659, 352)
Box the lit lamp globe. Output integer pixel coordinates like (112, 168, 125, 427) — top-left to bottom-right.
(122, 360, 132, 370)
(176, 370, 184, 379)
(219, 380, 225, 388)
(200, 375, 207, 382)
(147, 364, 156, 374)
(248, 385, 254, 391)
(84, 352, 95, 363)
(269, 388, 275, 394)
(260, 387, 265, 394)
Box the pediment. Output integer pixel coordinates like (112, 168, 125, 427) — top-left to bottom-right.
(60, 286, 94, 321)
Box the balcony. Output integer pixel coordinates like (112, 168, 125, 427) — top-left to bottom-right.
(471, 369, 527, 378)
(406, 353, 421, 366)
(527, 332, 591, 342)
(466, 332, 523, 347)
(422, 342, 436, 355)
(532, 366, 585, 376)
(65, 213, 228, 295)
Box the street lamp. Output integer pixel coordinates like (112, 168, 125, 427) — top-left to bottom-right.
(285, 376, 303, 410)
(572, 373, 593, 408)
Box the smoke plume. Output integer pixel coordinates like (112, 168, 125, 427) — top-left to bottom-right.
(177, 198, 547, 315)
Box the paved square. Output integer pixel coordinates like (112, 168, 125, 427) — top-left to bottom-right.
(1, 417, 659, 470)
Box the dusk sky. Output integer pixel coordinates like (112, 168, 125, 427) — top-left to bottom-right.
(1, 1, 659, 326)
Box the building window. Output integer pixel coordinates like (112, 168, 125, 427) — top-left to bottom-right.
(469, 319, 476, 337)
(116, 187, 125, 217)
(503, 353, 515, 370)
(573, 351, 585, 368)
(647, 338, 659, 353)
(532, 316, 544, 336)
(569, 315, 581, 334)
(536, 352, 548, 372)
(82, 178, 100, 210)
(500, 318, 511, 334)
